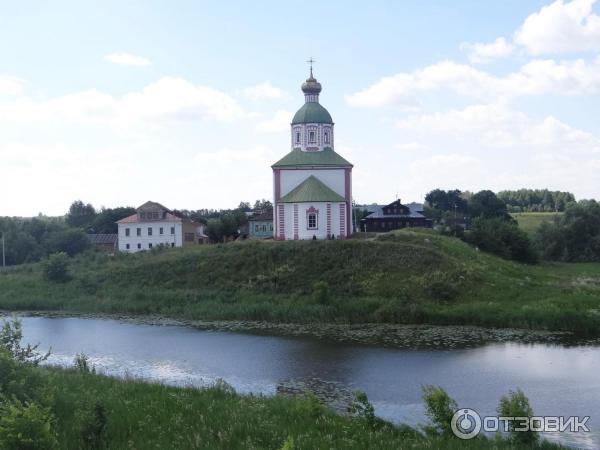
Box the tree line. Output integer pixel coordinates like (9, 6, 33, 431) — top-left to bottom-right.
(497, 189, 575, 212)
(424, 189, 600, 263)
(0, 199, 274, 265)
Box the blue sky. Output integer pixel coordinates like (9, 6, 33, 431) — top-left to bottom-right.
(1, 0, 599, 216)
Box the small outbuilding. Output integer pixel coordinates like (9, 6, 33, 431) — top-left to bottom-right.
(248, 209, 274, 239)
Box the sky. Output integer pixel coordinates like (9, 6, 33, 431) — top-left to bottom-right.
(1, 0, 600, 216)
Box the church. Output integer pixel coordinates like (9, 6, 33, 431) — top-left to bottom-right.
(272, 67, 353, 240)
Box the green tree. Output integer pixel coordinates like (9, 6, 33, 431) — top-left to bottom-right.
(421, 385, 457, 437)
(43, 252, 70, 283)
(467, 217, 538, 263)
(468, 190, 509, 220)
(66, 200, 96, 229)
(0, 317, 50, 365)
(425, 189, 468, 213)
(91, 207, 136, 234)
(536, 199, 600, 261)
(253, 199, 273, 211)
(44, 229, 90, 256)
(497, 389, 538, 445)
(2, 231, 39, 265)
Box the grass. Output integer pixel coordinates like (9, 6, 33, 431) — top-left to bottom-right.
(1, 229, 599, 335)
(7, 360, 566, 450)
(511, 212, 562, 235)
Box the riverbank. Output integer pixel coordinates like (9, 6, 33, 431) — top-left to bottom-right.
(1, 351, 565, 450)
(1, 230, 599, 335)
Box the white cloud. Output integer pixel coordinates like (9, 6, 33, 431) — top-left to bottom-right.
(397, 103, 600, 152)
(255, 109, 291, 133)
(0, 77, 247, 125)
(409, 154, 487, 192)
(198, 145, 275, 164)
(395, 142, 429, 151)
(104, 52, 151, 67)
(388, 104, 600, 199)
(242, 81, 289, 100)
(0, 75, 25, 96)
(460, 37, 515, 64)
(515, 0, 600, 55)
(345, 56, 600, 106)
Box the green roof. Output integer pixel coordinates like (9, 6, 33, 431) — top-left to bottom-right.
(280, 175, 346, 203)
(292, 102, 333, 124)
(272, 148, 352, 168)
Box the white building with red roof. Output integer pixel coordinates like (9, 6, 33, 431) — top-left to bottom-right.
(116, 201, 207, 253)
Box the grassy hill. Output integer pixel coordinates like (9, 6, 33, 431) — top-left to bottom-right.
(511, 212, 562, 235)
(1, 229, 599, 335)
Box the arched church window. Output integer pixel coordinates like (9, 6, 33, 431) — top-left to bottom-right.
(309, 131, 316, 143)
(296, 131, 300, 144)
(324, 130, 329, 144)
(307, 212, 317, 229)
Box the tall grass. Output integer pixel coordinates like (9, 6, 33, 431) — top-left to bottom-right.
(0, 230, 599, 335)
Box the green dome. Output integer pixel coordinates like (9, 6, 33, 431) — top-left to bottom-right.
(291, 102, 333, 125)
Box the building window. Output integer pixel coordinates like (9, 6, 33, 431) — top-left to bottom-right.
(140, 212, 146, 219)
(255, 225, 259, 232)
(137, 243, 141, 249)
(136, 228, 141, 236)
(152, 212, 159, 220)
(307, 212, 317, 229)
(184, 233, 194, 242)
(159, 227, 164, 235)
(269, 224, 273, 231)
(262, 225, 266, 232)
(296, 131, 300, 144)
(149, 243, 153, 249)
(126, 243, 130, 250)
(309, 131, 316, 143)
(170, 227, 175, 235)
(148, 227, 153, 236)
(125, 228, 130, 237)
(324, 130, 329, 144)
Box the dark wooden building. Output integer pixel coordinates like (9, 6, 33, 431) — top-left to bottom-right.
(86, 234, 118, 252)
(360, 200, 432, 232)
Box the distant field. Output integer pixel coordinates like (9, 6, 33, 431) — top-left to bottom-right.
(511, 212, 562, 234)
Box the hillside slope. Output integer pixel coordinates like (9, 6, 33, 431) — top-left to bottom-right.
(1, 230, 599, 334)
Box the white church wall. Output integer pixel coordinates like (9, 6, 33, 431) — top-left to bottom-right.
(279, 202, 346, 240)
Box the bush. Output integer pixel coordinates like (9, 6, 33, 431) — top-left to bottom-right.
(0, 317, 50, 365)
(349, 390, 378, 429)
(80, 401, 107, 449)
(424, 271, 459, 302)
(421, 385, 457, 436)
(466, 217, 538, 263)
(43, 252, 70, 282)
(311, 281, 331, 304)
(497, 389, 538, 445)
(73, 353, 94, 374)
(44, 229, 91, 257)
(536, 200, 600, 261)
(0, 397, 58, 450)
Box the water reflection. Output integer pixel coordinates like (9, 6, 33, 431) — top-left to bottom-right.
(14, 316, 600, 450)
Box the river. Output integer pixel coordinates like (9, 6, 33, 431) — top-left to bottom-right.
(14, 316, 600, 449)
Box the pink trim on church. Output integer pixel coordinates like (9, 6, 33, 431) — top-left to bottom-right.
(344, 168, 352, 237)
(293, 204, 299, 240)
(278, 204, 285, 240)
(339, 203, 346, 238)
